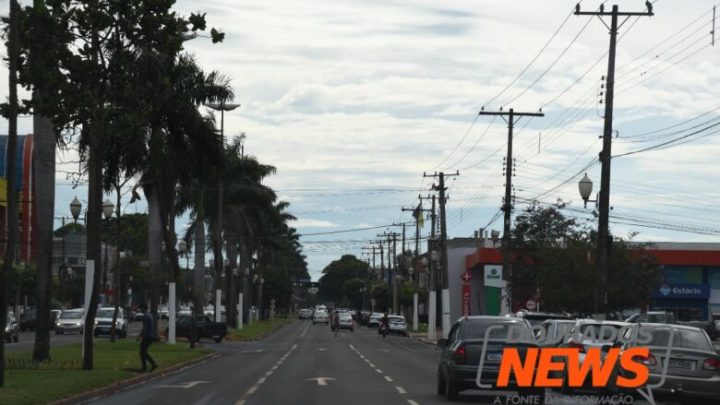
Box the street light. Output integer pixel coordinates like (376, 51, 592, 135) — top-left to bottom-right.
(578, 174, 597, 208)
(70, 197, 82, 222)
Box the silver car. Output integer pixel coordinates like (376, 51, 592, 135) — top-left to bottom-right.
(621, 323, 720, 403)
(55, 309, 85, 334)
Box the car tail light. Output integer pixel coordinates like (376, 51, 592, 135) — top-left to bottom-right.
(453, 344, 467, 365)
(641, 353, 657, 366)
(702, 358, 720, 371)
(568, 342, 585, 353)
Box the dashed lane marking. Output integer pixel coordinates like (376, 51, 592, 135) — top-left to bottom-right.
(299, 323, 311, 338)
(385, 376, 393, 382)
(396, 386, 407, 394)
(235, 344, 297, 405)
(407, 400, 419, 405)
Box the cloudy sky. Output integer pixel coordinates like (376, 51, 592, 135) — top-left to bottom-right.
(3, 0, 720, 280)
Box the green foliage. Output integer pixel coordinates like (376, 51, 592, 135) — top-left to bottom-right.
(318, 255, 369, 303)
(371, 283, 390, 312)
(507, 201, 662, 314)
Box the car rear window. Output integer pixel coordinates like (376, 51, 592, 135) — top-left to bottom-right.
(463, 321, 532, 341)
(643, 328, 713, 351)
(578, 324, 623, 340)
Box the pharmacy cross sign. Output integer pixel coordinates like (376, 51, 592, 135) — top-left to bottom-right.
(461, 271, 472, 283)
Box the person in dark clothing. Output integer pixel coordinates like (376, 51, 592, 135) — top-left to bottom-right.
(137, 305, 157, 372)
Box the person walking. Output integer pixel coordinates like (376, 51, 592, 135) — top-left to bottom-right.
(137, 305, 158, 372)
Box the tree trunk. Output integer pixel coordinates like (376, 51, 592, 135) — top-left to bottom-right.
(238, 237, 250, 325)
(32, 114, 55, 361)
(212, 180, 223, 321)
(225, 237, 238, 327)
(109, 184, 121, 342)
(146, 182, 162, 334)
(0, 0, 20, 384)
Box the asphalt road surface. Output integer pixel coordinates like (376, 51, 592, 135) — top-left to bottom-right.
(82, 320, 700, 405)
(6, 321, 146, 353)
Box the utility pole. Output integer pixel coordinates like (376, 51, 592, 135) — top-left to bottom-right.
(479, 108, 543, 312)
(424, 171, 459, 338)
(575, 3, 653, 316)
(378, 230, 400, 313)
(425, 194, 438, 341)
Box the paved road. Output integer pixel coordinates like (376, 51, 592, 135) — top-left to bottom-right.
(6, 321, 146, 353)
(86, 321, 706, 405)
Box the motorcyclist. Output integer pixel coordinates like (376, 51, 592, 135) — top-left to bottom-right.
(331, 310, 340, 337)
(379, 312, 389, 337)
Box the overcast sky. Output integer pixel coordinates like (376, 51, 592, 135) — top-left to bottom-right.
(3, 0, 720, 280)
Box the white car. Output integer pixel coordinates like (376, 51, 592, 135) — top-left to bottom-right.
(313, 310, 329, 325)
(94, 307, 128, 338)
(388, 315, 408, 336)
(55, 309, 85, 335)
(159, 305, 170, 320)
(338, 312, 354, 331)
(368, 312, 384, 327)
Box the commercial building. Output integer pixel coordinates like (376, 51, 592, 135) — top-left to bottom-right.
(454, 240, 720, 321)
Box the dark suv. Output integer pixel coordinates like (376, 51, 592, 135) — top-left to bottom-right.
(436, 316, 543, 402)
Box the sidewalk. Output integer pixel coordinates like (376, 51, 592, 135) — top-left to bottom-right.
(409, 329, 441, 346)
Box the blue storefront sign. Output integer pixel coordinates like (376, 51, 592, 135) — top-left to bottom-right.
(651, 283, 710, 299)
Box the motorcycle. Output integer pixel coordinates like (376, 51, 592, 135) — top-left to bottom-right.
(379, 323, 388, 338)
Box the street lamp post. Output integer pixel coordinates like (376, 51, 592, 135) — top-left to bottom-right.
(102, 200, 114, 306)
(578, 173, 607, 316)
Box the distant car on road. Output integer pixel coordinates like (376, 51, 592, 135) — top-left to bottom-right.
(171, 315, 227, 343)
(55, 309, 85, 335)
(535, 319, 575, 348)
(387, 315, 408, 337)
(19, 307, 36, 332)
(312, 310, 329, 325)
(436, 315, 542, 401)
(4, 312, 19, 343)
(338, 312, 354, 331)
(368, 312, 384, 327)
(93, 307, 128, 338)
(50, 309, 62, 330)
(514, 309, 573, 327)
(298, 308, 313, 320)
(158, 305, 170, 320)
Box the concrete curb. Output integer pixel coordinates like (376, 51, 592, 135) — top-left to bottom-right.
(225, 319, 296, 342)
(48, 351, 222, 405)
(409, 334, 438, 347)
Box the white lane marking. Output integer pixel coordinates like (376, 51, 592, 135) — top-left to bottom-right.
(156, 381, 210, 389)
(385, 376, 394, 382)
(299, 323, 311, 338)
(368, 363, 375, 367)
(376, 369, 383, 374)
(236, 344, 297, 403)
(307, 377, 336, 386)
(407, 400, 419, 405)
(396, 386, 407, 394)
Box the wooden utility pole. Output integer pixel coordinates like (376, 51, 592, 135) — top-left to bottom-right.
(424, 171, 459, 338)
(478, 108, 543, 311)
(575, 3, 653, 315)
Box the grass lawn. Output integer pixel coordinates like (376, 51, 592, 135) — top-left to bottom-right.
(0, 340, 212, 405)
(227, 315, 297, 341)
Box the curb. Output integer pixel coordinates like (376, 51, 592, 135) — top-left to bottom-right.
(48, 351, 222, 405)
(226, 320, 296, 342)
(410, 334, 438, 347)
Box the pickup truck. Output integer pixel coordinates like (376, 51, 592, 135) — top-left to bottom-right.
(171, 315, 227, 343)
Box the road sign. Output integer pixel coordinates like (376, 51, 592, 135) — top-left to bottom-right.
(526, 300, 537, 311)
(462, 284, 471, 316)
(461, 271, 472, 283)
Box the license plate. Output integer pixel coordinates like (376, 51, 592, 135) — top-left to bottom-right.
(668, 359, 694, 370)
(486, 352, 502, 361)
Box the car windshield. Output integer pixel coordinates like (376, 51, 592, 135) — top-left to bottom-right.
(97, 309, 118, 318)
(61, 312, 83, 320)
(644, 327, 713, 351)
(389, 316, 405, 322)
(464, 320, 533, 341)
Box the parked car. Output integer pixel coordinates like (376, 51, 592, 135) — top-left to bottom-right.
(387, 315, 408, 337)
(50, 309, 62, 330)
(4, 312, 19, 343)
(298, 308, 313, 320)
(19, 307, 36, 332)
(359, 310, 371, 325)
(158, 305, 170, 320)
(535, 319, 575, 348)
(93, 307, 128, 338)
(619, 323, 720, 403)
(625, 311, 676, 324)
(436, 315, 542, 401)
(312, 310, 329, 325)
(338, 312, 354, 331)
(171, 315, 227, 343)
(367, 312, 384, 327)
(55, 309, 85, 334)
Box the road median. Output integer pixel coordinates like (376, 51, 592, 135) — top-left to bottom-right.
(0, 340, 216, 405)
(226, 316, 297, 342)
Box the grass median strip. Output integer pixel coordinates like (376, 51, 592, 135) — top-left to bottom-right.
(0, 340, 212, 405)
(226, 316, 297, 341)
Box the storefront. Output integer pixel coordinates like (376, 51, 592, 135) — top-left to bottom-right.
(650, 282, 710, 321)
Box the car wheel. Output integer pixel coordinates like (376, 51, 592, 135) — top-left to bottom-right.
(437, 368, 447, 396)
(445, 376, 460, 401)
